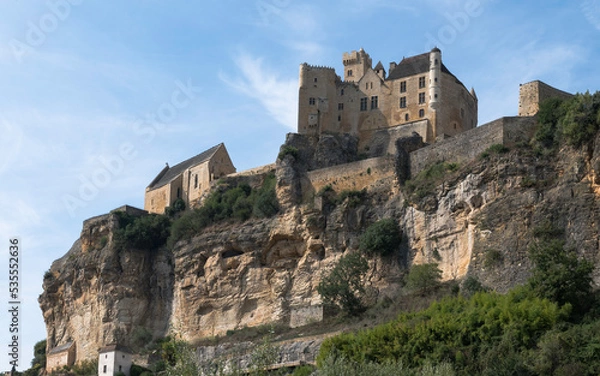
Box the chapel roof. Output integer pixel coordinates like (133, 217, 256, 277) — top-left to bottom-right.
(147, 143, 224, 190)
(48, 342, 74, 355)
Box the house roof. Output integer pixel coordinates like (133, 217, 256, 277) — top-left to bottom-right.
(147, 143, 224, 190)
(99, 344, 133, 354)
(48, 342, 74, 355)
(386, 52, 455, 81)
(374, 61, 385, 72)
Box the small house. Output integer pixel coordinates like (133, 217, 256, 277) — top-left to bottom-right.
(98, 344, 132, 376)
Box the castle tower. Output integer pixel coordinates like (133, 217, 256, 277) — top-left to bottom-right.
(297, 63, 339, 135)
(428, 47, 442, 138)
(342, 48, 372, 83)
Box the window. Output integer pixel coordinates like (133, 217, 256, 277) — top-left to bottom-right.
(338, 103, 344, 110)
(405, 113, 410, 121)
(338, 115, 341, 121)
(103, 365, 107, 373)
(360, 97, 368, 111)
(366, 83, 369, 90)
(419, 109, 425, 118)
(435, 59, 438, 65)
(341, 89, 344, 96)
(419, 92, 426, 104)
(194, 175, 198, 189)
(400, 81, 406, 93)
(371, 96, 378, 110)
(348, 69, 353, 77)
(400, 97, 406, 108)
(419, 76, 426, 88)
(309, 97, 315, 105)
(177, 187, 181, 198)
(314, 77, 318, 82)
(119, 366, 122, 371)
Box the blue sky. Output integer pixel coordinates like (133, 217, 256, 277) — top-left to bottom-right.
(1, 0, 599, 371)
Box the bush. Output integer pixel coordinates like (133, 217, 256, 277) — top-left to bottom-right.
(114, 212, 171, 250)
(336, 189, 366, 208)
(527, 238, 594, 315)
(278, 145, 299, 160)
(253, 174, 279, 218)
(317, 252, 369, 316)
(405, 263, 442, 294)
(359, 219, 401, 256)
(130, 364, 152, 376)
(559, 91, 600, 148)
(534, 97, 567, 149)
(484, 249, 503, 268)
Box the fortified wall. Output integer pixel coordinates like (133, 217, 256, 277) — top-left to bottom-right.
(409, 116, 537, 176)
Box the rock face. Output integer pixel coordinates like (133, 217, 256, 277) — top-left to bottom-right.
(40, 135, 600, 363)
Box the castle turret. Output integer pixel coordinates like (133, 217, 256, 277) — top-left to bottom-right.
(342, 48, 372, 83)
(297, 63, 339, 135)
(428, 47, 441, 110)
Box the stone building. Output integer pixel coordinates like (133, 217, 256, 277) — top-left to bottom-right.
(297, 47, 478, 150)
(46, 341, 76, 373)
(518, 80, 573, 116)
(144, 143, 236, 214)
(97, 345, 132, 376)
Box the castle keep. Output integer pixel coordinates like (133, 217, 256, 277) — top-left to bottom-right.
(298, 48, 478, 149)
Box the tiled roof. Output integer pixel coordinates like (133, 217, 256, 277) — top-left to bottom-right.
(386, 52, 455, 81)
(147, 143, 223, 190)
(48, 342, 74, 355)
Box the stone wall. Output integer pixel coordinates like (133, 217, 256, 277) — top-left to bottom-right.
(367, 120, 430, 157)
(410, 116, 536, 177)
(518, 80, 573, 116)
(307, 156, 394, 194)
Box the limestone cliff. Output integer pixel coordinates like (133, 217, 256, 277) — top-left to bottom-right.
(39, 132, 600, 362)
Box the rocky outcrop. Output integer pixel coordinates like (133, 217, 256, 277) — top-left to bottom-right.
(40, 135, 600, 363)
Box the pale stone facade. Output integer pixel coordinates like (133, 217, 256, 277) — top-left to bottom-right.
(98, 345, 132, 376)
(46, 341, 76, 373)
(144, 143, 236, 214)
(518, 80, 573, 116)
(298, 48, 478, 149)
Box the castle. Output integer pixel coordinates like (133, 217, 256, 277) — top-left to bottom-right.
(298, 48, 478, 149)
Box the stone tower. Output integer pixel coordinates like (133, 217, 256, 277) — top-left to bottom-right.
(342, 48, 372, 83)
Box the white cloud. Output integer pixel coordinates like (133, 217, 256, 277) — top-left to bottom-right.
(219, 53, 298, 129)
(582, 0, 600, 31)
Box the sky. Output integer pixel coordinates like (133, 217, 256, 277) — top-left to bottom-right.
(1, 0, 599, 371)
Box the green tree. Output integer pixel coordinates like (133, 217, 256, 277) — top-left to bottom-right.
(317, 252, 369, 316)
(359, 219, 402, 256)
(405, 263, 442, 294)
(560, 91, 600, 148)
(527, 239, 594, 314)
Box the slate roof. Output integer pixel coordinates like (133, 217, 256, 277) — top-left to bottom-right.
(374, 61, 385, 72)
(147, 143, 223, 190)
(386, 52, 455, 81)
(48, 342, 74, 355)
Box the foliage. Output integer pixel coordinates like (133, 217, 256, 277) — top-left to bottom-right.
(292, 365, 316, 376)
(169, 175, 279, 247)
(479, 144, 509, 159)
(405, 162, 459, 200)
(318, 290, 569, 373)
(130, 364, 152, 376)
(317, 252, 370, 316)
(359, 218, 402, 256)
(163, 341, 202, 376)
(336, 189, 367, 208)
(533, 97, 567, 149)
(113, 211, 171, 250)
(165, 198, 186, 217)
(527, 238, 594, 315)
(318, 354, 456, 376)
(484, 249, 503, 268)
(278, 145, 299, 160)
(48, 360, 98, 376)
(405, 263, 442, 294)
(559, 91, 600, 148)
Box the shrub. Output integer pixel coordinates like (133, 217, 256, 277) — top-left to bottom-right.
(253, 174, 279, 218)
(317, 252, 369, 316)
(461, 276, 487, 298)
(559, 91, 600, 148)
(480, 144, 509, 159)
(336, 189, 366, 208)
(534, 97, 567, 148)
(484, 249, 503, 268)
(405, 162, 459, 200)
(405, 263, 442, 294)
(278, 145, 299, 160)
(359, 219, 401, 256)
(130, 364, 152, 376)
(114, 213, 171, 250)
(99, 236, 108, 249)
(527, 238, 594, 315)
